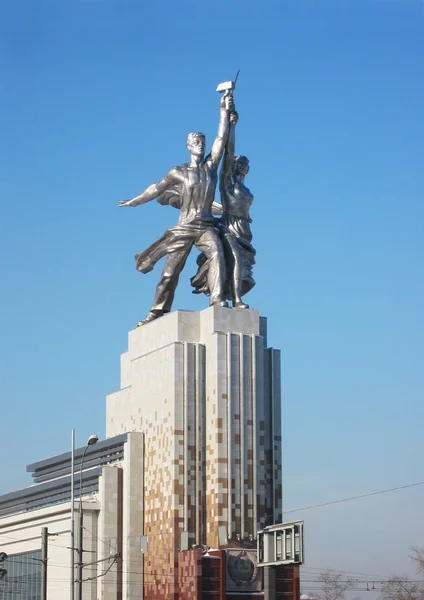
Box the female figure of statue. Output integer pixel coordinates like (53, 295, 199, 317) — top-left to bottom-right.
(191, 111, 256, 307)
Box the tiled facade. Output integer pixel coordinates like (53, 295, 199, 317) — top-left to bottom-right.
(178, 549, 202, 600)
(106, 306, 283, 599)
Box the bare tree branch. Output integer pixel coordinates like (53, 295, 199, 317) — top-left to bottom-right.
(380, 575, 424, 600)
(315, 570, 358, 600)
(410, 548, 424, 575)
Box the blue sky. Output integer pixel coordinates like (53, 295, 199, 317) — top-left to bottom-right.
(1, 0, 423, 588)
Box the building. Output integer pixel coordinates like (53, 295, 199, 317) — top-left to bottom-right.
(0, 306, 299, 600)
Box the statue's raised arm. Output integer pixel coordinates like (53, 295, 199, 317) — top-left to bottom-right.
(219, 110, 238, 198)
(208, 92, 234, 169)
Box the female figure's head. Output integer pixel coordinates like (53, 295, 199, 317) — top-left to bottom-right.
(233, 155, 250, 177)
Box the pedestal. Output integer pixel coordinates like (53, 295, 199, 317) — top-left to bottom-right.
(106, 306, 282, 599)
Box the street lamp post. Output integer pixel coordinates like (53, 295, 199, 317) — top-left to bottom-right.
(71, 429, 75, 600)
(77, 434, 98, 600)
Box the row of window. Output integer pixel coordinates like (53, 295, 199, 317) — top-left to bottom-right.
(0, 550, 41, 600)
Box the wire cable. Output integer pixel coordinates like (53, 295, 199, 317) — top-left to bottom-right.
(284, 480, 424, 515)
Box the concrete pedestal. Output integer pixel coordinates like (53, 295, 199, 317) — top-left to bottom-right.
(106, 306, 282, 599)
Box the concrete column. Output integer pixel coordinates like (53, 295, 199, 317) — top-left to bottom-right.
(98, 466, 122, 600)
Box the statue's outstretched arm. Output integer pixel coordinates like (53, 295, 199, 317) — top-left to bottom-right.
(209, 92, 233, 169)
(219, 111, 238, 191)
(119, 167, 182, 207)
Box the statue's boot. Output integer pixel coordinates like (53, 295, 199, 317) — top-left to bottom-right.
(212, 300, 229, 308)
(234, 301, 249, 309)
(135, 310, 163, 328)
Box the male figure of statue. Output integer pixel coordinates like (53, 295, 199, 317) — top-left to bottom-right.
(119, 91, 234, 325)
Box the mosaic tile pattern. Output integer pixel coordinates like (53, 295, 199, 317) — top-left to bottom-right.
(105, 306, 282, 599)
(178, 549, 202, 600)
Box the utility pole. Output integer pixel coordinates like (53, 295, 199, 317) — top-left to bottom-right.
(78, 434, 98, 600)
(41, 527, 48, 600)
(71, 429, 75, 600)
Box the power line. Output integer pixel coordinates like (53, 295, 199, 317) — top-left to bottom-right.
(284, 480, 424, 515)
(82, 525, 110, 550)
(301, 566, 394, 579)
(0, 533, 69, 550)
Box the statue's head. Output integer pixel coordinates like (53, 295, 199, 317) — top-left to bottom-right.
(233, 155, 250, 176)
(186, 132, 206, 157)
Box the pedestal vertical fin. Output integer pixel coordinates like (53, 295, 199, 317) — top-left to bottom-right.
(239, 333, 245, 539)
(226, 333, 233, 541)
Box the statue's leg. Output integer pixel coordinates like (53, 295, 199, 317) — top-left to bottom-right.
(223, 233, 249, 309)
(143, 245, 192, 323)
(195, 229, 228, 307)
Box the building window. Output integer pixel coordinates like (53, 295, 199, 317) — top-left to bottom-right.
(0, 550, 41, 600)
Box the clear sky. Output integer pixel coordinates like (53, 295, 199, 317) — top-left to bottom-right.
(1, 0, 423, 590)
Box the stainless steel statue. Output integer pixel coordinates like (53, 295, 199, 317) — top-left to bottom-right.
(190, 109, 256, 307)
(119, 80, 254, 325)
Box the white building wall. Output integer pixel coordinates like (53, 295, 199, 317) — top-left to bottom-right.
(0, 501, 99, 600)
